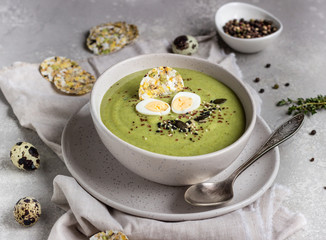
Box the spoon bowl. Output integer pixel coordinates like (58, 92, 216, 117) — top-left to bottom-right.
(185, 181, 234, 206)
(185, 113, 305, 206)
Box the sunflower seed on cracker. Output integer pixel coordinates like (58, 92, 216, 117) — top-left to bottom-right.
(39, 56, 81, 82)
(53, 68, 95, 95)
(86, 21, 139, 55)
(90, 230, 129, 240)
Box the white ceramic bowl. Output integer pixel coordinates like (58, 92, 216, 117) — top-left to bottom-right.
(215, 2, 283, 53)
(90, 53, 256, 186)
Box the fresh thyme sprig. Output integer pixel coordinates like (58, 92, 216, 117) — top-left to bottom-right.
(276, 95, 326, 115)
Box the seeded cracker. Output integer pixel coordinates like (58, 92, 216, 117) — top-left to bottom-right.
(53, 68, 95, 95)
(39, 56, 81, 82)
(86, 21, 139, 55)
(90, 230, 129, 240)
(139, 66, 184, 100)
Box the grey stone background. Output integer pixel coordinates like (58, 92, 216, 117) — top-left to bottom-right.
(0, 0, 325, 239)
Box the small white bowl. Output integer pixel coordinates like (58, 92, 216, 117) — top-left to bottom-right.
(90, 53, 256, 186)
(215, 2, 283, 53)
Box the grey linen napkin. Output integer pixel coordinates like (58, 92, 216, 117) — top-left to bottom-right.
(0, 36, 305, 240)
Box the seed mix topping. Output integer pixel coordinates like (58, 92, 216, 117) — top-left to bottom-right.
(154, 99, 227, 140)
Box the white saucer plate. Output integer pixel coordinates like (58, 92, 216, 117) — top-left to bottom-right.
(62, 103, 279, 221)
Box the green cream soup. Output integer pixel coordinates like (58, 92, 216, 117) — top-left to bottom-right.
(100, 68, 246, 156)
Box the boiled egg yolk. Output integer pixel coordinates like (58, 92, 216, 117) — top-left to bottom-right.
(136, 99, 170, 115)
(172, 96, 193, 111)
(171, 92, 201, 114)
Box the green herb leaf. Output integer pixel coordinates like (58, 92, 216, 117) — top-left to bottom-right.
(276, 95, 326, 115)
(276, 99, 287, 106)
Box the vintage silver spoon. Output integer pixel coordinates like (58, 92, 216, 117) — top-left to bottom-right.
(184, 113, 305, 206)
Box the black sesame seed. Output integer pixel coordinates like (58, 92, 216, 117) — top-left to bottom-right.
(259, 88, 265, 93)
(265, 63, 271, 68)
(200, 111, 210, 116)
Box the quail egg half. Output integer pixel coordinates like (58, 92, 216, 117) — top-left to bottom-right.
(136, 99, 170, 116)
(171, 92, 201, 114)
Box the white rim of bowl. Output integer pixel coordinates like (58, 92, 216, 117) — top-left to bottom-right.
(90, 53, 256, 161)
(215, 2, 283, 42)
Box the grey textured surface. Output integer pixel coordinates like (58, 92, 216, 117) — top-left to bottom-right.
(0, 0, 325, 239)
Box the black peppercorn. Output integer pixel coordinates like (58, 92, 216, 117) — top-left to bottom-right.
(254, 77, 260, 83)
(310, 130, 317, 135)
(223, 19, 278, 39)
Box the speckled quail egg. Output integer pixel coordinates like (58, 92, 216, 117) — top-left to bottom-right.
(13, 196, 41, 227)
(136, 99, 171, 116)
(172, 35, 199, 55)
(171, 92, 201, 114)
(10, 142, 40, 171)
(90, 230, 129, 240)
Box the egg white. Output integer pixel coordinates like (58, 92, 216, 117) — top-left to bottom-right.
(136, 99, 171, 116)
(171, 92, 201, 114)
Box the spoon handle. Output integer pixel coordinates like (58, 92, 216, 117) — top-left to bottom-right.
(231, 113, 305, 180)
